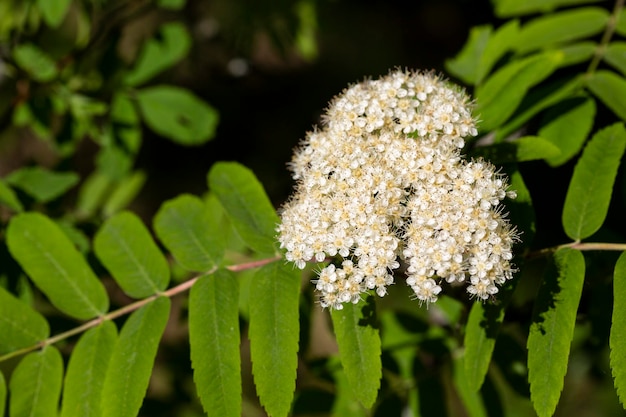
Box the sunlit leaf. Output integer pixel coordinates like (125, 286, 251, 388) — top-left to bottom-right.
(61, 322, 118, 417)
(513, 7, 608, 54)
(0, 287, 49, 355)
(331, 296, 381, 408)
(13, 44, 57, 82)
(476, 51, 562, 131)
(539, 96, 596, 167)
(137, 85, 219, 145)
(7, 212, 109, 319)
(611, 252, 626, 407)
(189, 270, 241, 417)
(528, 248, 585, 417)
(208, 162, 279, 255)
(95, 212, 170, 298)
(101, 297, 170, 417)
(9, 346, 63, 417)
(562, 123, 626, 240)
(249, 262, 300, 417)
(154, 194, 225, 271)
(586, 70, 626, 121)
(0, 179, 23, 212)
(5, 167, 79, 203)
(125, 22, 191, 86)
(604, 42, 626, 77)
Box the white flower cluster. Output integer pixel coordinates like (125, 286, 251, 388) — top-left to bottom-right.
(277, 69, 519, 309)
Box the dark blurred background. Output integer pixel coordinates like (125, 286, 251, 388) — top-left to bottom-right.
(133, 0, 494, 216)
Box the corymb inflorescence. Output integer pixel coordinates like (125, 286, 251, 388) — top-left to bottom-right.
(277, 69, 519, 309)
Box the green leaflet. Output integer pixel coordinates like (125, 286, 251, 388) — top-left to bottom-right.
(12, 44, 57, 82)
(330, 296, 382, 409)
(445, 20, 519, 86)
(36, 0, 71, 27)
(5, 166, 79, 203)
(61, 322, 118, 417)
(208, 162, 280, 255)
(95, 211, 170, 298)
(617, 9, 626, 37)
(9, 346, 63, 417)
(495, 0, 605, 18)
(0, 371, 5, 417)
(513, 7, 608, 54)
(0, 179, 23, 212)
(189, 270, 241, 417)
(136, 85, 219, 145)
(470, 136, 560, 163)
(557, 42, 597, 68)
(154, 194, 225, 271)
(101, 297, 170, 417)
(539, 96, 596, 167)
(330, 356, 370, 417)
(249, 262, 301, 417)
(76, 171, 114, 219)
(102, 170, 146, 217)
(562, 123, 626, 240)
(475, 51, 562, 132)
(586, 70, 626, 121)
(453, 354, 487, 417)
(444, 25, 492, 85)
(527, 248, 585, 417)
(494, 75, 584, 142)
(125, 22, 191, 86)
(611, 252, 626, 407)
(604, 42, 626, 77)
(7, 212, 109, 320)
(0, 287, 49, 355)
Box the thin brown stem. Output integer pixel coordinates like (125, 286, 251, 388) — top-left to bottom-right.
(0, 256, 281, 363)
(586, 0, 625, 74)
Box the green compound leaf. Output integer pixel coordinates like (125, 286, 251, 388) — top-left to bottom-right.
(0, 287, 49, 355)
(154, 194, 225, 271)
(136, 85, 219, 145)
(495, 0, 605, 18)
(513, 7, 608, 55)
(125, 22, 191, 86)
(0, 179, 23, 212)
(7, 212, 109, 320)
(0, 371, 5, 417)
(586, 70, 626, 121)
(95, 211, 170, 298)
(37, 0, 71, 27)
(611, 252, 626, 407)
(539, 96, 596, 167)
(9, 346, 63, 417)
(61, 322, 118, 417)
(475, 19, 520, 85)
(208, 162, 279, 255)
(331, 296, 382, 408)
(189, 270, 241, 417)
(101, 297, 170, 417)
(604, 42, 626, 77)
(562, 123, 626, 240)
(249, 262, 300, 417)
(476, 51, 562, 132)
(470, 136, 560, 163)
(5, 167, 79, 203)
(528, 248, 585, 417)
(13, 44, 58, 82)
